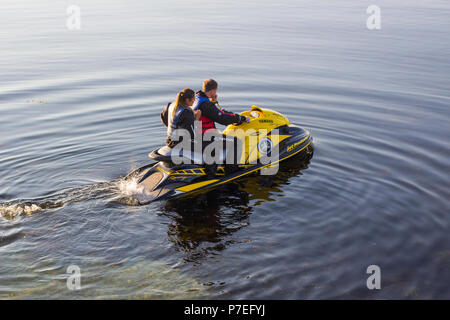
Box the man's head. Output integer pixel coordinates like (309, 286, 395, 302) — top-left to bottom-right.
(202, 79, 218, 99)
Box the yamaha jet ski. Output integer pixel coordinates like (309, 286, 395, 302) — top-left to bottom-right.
(129, 106, 313, 205)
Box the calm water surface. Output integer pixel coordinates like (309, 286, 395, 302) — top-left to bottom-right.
(0, 0, 449, 299)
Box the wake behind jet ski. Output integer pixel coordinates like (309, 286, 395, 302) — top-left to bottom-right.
(128, 106, 313, 205)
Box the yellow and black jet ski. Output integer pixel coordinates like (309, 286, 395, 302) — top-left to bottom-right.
(129, 106, 313, 205)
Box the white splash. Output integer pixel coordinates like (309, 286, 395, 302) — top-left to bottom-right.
(0, 203, 42, 219)
(117, 177, 145, 197)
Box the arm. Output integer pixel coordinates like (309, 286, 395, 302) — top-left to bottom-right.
(201, 101, 247, 126)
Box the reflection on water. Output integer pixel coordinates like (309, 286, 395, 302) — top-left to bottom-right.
(162, 150, 313, 263)
(165, 187, 251, 262)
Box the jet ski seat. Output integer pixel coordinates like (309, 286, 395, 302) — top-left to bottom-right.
(149, 146, 227, 164)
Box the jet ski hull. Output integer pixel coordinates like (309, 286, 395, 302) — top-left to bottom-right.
(132, 124, 313, 205)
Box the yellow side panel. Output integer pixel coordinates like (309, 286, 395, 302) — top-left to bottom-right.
(176, 179, 219, 192)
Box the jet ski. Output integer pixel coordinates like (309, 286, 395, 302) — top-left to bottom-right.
(129, 106, 313, 205)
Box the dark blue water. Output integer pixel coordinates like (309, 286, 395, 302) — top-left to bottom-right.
(1, 0, 449, 299)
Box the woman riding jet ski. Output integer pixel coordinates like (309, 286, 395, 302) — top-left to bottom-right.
(129, 88, 313, 204)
